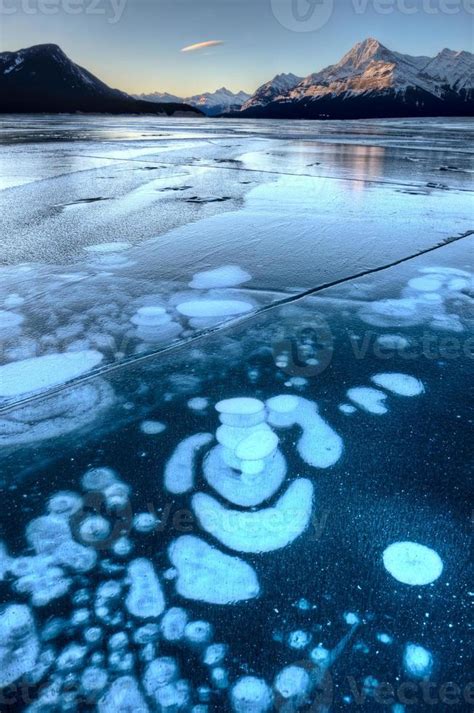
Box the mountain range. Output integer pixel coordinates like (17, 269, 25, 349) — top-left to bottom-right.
(0, 39, 472, 119)
(135, 87, 251, 116)
(234, 38, 473, 119)
(0, 44, 201, 116)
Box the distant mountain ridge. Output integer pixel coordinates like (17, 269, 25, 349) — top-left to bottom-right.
(235, 38, 473, 119)
(136, 86, 251, 116)
(0, 44, 202, 116)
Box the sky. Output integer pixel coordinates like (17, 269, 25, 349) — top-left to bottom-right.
(1, 0, 473, 95)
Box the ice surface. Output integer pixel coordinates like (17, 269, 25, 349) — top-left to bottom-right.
(203, 445, 287, 507)
(164, 433, 214, 494)
(168, 535, 260, 604)
(125, 559, 165, 618)
(0, 350, 104, 399)
(372, 373, 425, 397)
(403, 643, 433, 678)
(383, 541, 443, 585)
(347, 387, 388, 415)
(189, 265, 252, 289)
(0, 378, 114, 447)
(192, 478, 313, 553)
(84, 242, 132, 253)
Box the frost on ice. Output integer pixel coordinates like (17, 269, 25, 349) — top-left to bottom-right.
(0, 350, 104, 399)
(168, 535, 260, 604)
(383, 541, 444, 585)
(192, 478, 314, 554)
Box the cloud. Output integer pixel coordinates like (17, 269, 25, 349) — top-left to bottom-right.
(181, 40, 224, 53)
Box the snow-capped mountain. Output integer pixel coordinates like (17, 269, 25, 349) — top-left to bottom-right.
(136, 87, 251, 116)
(236, 38, 473, 119)
(0, 44, 202, 116)
(420, 48, 474, 93)
(240, 73, 302, 111)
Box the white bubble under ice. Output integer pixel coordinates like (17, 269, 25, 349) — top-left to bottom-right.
(203, 445, 287, 507)
(347, 387, 388, 415)
(192, 478, 313, 554)
(274, 665, 311, 707)
(0, 604, 39, 688)
(403, 643, 433, 678)
(125, 559, 166, 619)
(383, 542, 443, 585)
(176, 299, 253, 319)
(230, 676, 273, 713)
(266, 396, 343, 469)
(0, 350, 104, 398)
(160, 607, 188, 642)
(98, 675, 150, 713)
(371, 373, 424, 397)
(140, 420, 167, 435)
(168, 535, 260, 605)
(189, 265, 251, 289)
(164, 433, 214, 494)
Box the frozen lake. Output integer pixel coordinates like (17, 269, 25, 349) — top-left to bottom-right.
(0, 116, 472, 712)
